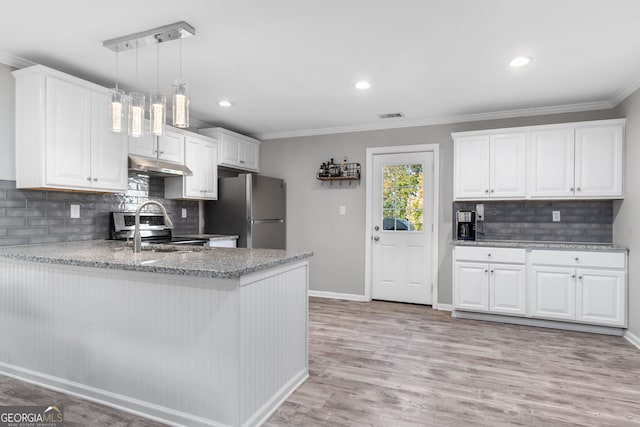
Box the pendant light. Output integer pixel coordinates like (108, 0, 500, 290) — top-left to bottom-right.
(172, 36, 189, 128)
(109, 48, 126, 133)
(128, 44, 145, 138)
(150, 43, 166, 136)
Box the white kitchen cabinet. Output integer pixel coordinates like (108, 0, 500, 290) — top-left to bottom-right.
(528, 128, 575, 198)
(575, 125, 623, 198)
(453, 247, 526, 315)
(528, 250, 626, 327)
(453, 132, 525, 199)
(199, 127, 260, 172)
(13, 65, 128, 192)
(128, 123, 185, 164)
(164, 135, 218, 200)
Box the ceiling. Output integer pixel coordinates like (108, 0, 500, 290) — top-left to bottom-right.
(2, 0, 640, 139)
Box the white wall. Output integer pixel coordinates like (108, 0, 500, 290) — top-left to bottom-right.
(614, 89, 640, 338)
(0, 64, 15, 180)
(260, 110, 618, 304)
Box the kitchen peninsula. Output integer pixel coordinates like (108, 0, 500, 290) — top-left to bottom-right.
(0, 241, 312, 427)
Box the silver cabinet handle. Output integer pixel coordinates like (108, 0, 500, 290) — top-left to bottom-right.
(93, 178, 98, 182)
(575, 257, 579, 261)
(570, 187, 575, 191)
(484, 189, 489, 193)
(490, 270, 494, 273)
(578, 276, 583, 280)
(484, 269, 488, 273)
(490, 189, 494, 193)
(487, 253, 492, 257)
(572, 274, 576, 278)
(240, 160, 246, 164)
(86, 177, 91, 181)
(577, 187, 582, 192)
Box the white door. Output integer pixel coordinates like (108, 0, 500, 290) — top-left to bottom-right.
(529, 266, 576, 320)
(490, 133, 526, 198)
(371, 152, 434, 304)
(575, 125, 623, 198)
(454, 135, 490, 199)
(576, 269, 626, 326)
(529, 128, 575, 198)
(489, 263, 526, 315)
(453, 262, 489, 311)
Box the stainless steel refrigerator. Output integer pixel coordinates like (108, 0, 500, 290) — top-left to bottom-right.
(204, 174, 286, 249)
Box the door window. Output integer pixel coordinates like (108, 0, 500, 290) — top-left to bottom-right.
(382, 164, 423, 231)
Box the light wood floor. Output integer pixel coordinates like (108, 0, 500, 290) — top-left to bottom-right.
(1, 297, 639, 426)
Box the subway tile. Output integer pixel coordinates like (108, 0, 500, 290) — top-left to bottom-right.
(0, 229, 5, 236)
(27, 235, 66, 245)
(26, 200, 66, 209)
(65, 218, 96, 226)
(48, 225, 97, 235)
(6, 190, 47, 200)
(0, 200, 27, 208)
(0, 190, 5, 199)
(6, 227, 48, 236)
(0, 237, 28, 246)
(28, 218, 65, 227)
(0, 218, 26, 227)
(0, 208, 4, 217)
(6, 208, 45, 217)
(45, 209, 71, 218)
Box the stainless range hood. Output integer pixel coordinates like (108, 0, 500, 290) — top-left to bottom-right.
(128, 155, 193, 177)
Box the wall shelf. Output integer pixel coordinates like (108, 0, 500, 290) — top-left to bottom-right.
(316, 162, 361, 182)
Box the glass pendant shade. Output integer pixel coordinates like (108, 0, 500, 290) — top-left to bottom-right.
(150, 90, 166, 136)
(128, 92, 145, 138)
(109, 89, 126, 133)
(172, 81, 189, 128)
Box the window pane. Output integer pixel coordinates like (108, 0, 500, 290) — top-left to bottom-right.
(381, 164, 424, 232)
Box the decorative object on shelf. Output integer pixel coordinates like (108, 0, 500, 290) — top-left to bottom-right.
(103, 22, 196, 136)
(317, 157, 361, 182)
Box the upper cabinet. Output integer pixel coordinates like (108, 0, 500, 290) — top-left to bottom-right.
(453, 119, 625, 201)
(199, 127, 260, 172)
(454, 132, 526, 199)
(128, 122, 185, 164)
(164, 134, 218, 200)
(13, 65, 128, 193)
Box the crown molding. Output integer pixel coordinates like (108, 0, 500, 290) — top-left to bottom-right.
(0, 51, 35, 69)
(254, 100, 614, 140)
(609, 72, 640, 107)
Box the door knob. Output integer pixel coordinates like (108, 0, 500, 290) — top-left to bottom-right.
(374, 226, 380, 231)
(373, 236, 380, 241)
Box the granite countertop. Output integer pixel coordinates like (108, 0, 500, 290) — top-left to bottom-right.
(0, 240, 313, 279)
(174, 234, 240, 241)
(452, 240, 628, 251)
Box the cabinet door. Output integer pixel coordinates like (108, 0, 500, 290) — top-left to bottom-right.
(158, 130, 185, 164)
(576, 269, 626, 327)
(128, 132, 156, 158)
(529, 266, 575, 320)
(575, 125, 623, 198)
(45, 76, 92, 187)
(240, 140, 259, 172)
(201, 141, 218, 199)
(489, 264, 526, 315)
(184, 137, 204, 198)
(454, 136, 490, 199)
(490, 133, 526, 198)
(90, 91, 128, 191)
(453, 262, 489, 311)
(529, 128, 575, 198)
(220, 133, 242, 167)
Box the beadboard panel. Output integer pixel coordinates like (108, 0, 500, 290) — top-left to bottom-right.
(0, 259, 309, 426)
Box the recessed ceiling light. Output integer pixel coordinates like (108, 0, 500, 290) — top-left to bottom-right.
(218, 100, 233, 107)
(509, 56, 531, 67)
(354, 81, 371, 90)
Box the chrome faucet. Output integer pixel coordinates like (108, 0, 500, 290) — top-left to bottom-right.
(133, 200, 174, 253)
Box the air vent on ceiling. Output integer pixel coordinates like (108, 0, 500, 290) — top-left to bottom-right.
(378, 112, 404, 119)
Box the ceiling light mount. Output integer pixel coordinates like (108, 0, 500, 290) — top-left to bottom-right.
(103, 21, 195, 52)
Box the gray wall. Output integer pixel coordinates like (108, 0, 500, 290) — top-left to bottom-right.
(614, 88, 640, 339)
(260, 110, 619, 304)
(0, 64, 15, 181)
(453, 200, 613, 242)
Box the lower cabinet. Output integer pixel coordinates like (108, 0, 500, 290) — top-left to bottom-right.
(454, 247, 627, 329)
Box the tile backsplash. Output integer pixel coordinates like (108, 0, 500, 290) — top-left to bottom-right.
(453, 200, 613, 243)
(0, 176, 198, 246)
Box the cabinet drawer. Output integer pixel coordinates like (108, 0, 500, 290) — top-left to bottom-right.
(455, 246, 526, 263)
(529, 250, 625, 269)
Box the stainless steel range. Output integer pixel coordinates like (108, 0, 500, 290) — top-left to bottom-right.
(109, 211, 207, 246)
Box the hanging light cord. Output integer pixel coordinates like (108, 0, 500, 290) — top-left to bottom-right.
(115, 48, 119, 91)
(156, 43, 160, 91)
(179, 37, 183, 81)
(135, 43, 139, 90)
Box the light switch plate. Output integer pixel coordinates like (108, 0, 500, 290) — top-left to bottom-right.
(339, 205, 346, 216)
(181, 208, 187, 219)
(70, 205, 80, 219)
(552, 211, 561, 222)
(476, 204, 484, 221)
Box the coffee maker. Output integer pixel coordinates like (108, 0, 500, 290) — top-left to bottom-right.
(456, 210, 476, 241)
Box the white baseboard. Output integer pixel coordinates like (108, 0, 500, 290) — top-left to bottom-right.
(245, 369, 308, 427)
(625, 330, 640, 350)
(308, 290, 368, 301)
(435, 304, 453, 311)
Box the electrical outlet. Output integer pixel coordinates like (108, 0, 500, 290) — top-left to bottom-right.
(181, 208, 187, 219)
(552, 211, 561, 222)
(476, 204, 484, 221)
(70, 204, 80, 219)
(339, 205, 346, 216)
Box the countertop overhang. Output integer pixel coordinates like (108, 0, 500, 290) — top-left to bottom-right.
(0, 240, 313, 278)
(452, 240, 628, 251)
